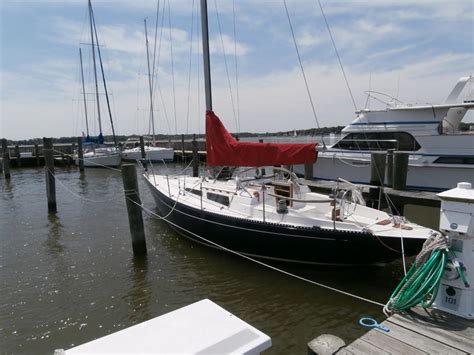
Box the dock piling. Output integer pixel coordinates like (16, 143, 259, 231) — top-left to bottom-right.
(369, 152, 386, 207)
(259, 139, 266, 176)
(121, 164, 147, 255)
(386, 149, 395, 187)
(77, 137, 84, 172)
(192, 134, 199, 177)
(139, 136, 146, 160)
(14, 145, 21, 167)
(304, 164, 314, 180)
(181, 134, 185, 163)
(2, 139, 11, 179)
(43, 137, 57, 213)
(307, 334, 346, 355)
(393, 152, 409, 191)
(34, 144, 40, 166)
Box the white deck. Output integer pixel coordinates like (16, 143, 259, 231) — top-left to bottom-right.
(62, 299, 271, 354)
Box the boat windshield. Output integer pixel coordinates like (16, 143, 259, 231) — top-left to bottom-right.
(333, 132, 421, 151)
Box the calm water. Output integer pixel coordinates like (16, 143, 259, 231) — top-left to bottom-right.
(0, 165, 439, 354)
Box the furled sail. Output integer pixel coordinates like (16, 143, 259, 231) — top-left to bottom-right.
(206, 111, 317, 167)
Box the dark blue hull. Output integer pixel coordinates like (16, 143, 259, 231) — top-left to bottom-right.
(145, 179, 424, 265)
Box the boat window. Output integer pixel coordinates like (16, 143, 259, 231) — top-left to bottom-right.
(206, 192, 230, 206)
(334, 132, 421, 151)
(433, 156, 474, 165)
(185, 188, 202, 196)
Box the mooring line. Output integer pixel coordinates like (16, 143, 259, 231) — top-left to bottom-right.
(129, 197, 385, 308)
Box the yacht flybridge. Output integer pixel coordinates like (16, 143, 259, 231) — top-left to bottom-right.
(296, 76, 474, 191)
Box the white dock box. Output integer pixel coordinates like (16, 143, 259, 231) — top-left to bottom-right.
(438, 182, 474, 236)
(61, 299, 271, 354)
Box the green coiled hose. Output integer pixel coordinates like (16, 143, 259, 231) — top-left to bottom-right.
(384, 234, 468, 316)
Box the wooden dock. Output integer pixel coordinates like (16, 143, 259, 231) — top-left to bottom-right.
(337, 307, 473, 354)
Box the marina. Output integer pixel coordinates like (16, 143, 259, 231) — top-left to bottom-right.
(0, 165, 405, 354)
(2, 0, 473, 353)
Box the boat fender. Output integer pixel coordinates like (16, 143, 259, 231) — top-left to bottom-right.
(253, 191, 260, 202)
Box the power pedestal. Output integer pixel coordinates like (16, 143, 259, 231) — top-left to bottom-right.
(434, 182, 474, 319)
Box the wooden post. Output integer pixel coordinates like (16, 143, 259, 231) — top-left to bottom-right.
(307, 334, 346, 355)
(259, 139, 265, 176)
(122, 164, 147, 255)
(34, 144, 40, 166)
(2, 139, 11, 179)
(369, 152, 386, 208)
(181, 134, 185, 162)
(386, 149, 395, 188)
(14, 145, 21, 168)
(192, 134, 199, 177)
(77, 137, 84, 172)
(393, 151, 409, 191)
(304, 164, 314, 180)
(139, 136, 146, 160)
(43, 137, 57, 213)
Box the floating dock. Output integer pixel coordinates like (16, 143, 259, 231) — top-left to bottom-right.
(337, 307, 473, 354)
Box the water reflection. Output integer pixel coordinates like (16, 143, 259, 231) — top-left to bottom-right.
(78, 171, 88, 195)
(45, 213, 64, 255)
(0, 177, 14, 200)
(124, 256, 151, 324)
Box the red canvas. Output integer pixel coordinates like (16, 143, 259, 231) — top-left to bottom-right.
(206, 111, 317, 167)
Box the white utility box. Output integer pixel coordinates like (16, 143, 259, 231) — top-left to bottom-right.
(60, 299, 271, 354)
(435, 182, 474, 319)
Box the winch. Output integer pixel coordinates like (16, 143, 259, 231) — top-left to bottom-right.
(434, 182, 474, 319)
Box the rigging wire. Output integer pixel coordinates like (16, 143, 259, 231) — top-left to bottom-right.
(283, 0, 326, 149)
(90, 3, 118, 146)
(232, 0, 241, 132)
(151, 0, 161, 93)
(315, 0, 388, 189)
(213, 0, 239, 134)
(316, 0, 357, 111)
(186, 0, 196, 135)
(152, 1, 169, 136)
(167, 0, 178, 135)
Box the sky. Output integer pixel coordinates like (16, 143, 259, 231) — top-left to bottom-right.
(1, 0, 473, 140)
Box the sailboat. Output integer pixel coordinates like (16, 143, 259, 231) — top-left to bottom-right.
(143, 0, 436, 265)
(75, 0, 121, 168)
(121, 18, 174, 163)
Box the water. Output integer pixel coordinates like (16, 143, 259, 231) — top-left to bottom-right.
(0, 165, 437, 354)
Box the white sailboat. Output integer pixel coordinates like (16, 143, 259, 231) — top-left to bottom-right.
(121, 17, 174, 163)
(142, 0, 436, 265)
(75, 0, 121, 168)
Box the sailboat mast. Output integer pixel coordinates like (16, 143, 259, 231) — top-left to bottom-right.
(91, 5, 118, 147)
(79, 48, 90, 137)
(88, 0, 102, 134)
(200, 0, 212, 111)
(144, 18, 156, 143)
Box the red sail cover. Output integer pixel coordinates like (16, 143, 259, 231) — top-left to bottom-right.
(206, 111, 317, 167)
